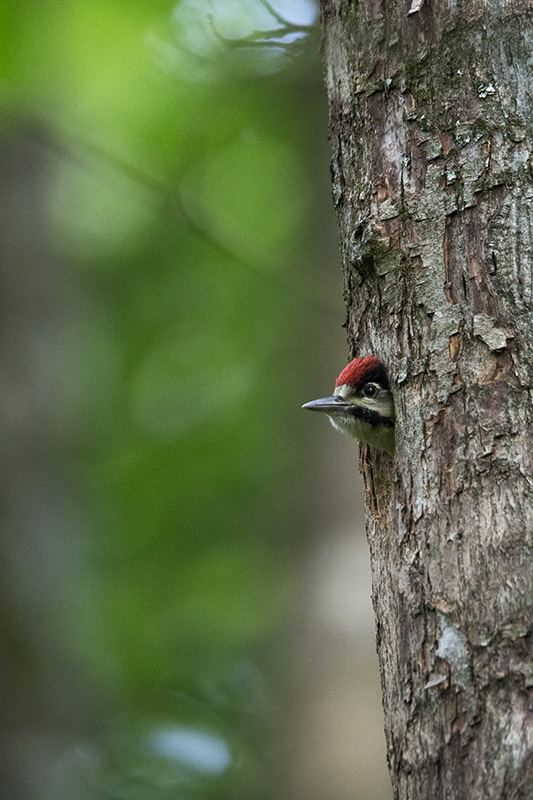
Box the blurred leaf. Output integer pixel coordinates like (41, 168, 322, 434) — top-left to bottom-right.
(0, 1, 335, 799)
(130, 335, 253, 440)
(181, 131, 311, 265)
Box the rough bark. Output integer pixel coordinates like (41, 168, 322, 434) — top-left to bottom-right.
(320, 1, 533, 798)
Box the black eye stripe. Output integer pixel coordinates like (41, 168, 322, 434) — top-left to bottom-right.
(359, 364, 390, 390)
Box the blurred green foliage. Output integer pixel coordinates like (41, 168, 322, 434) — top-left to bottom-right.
(1, 1, 342, 798)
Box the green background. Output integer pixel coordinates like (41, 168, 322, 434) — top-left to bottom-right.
(0, 2, 390, 798)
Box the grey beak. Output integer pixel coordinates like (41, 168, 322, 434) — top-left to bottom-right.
(302, 395, 348, 413)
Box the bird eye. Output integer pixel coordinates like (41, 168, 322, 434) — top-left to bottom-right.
(363, 384, 377, 397)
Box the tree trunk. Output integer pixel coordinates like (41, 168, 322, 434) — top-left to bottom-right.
(320, 1, 533, 797)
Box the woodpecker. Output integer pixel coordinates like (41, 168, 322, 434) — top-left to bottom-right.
(302, 356, 395, 454)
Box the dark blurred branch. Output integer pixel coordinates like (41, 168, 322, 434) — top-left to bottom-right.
(206, 0, 314, 50)
(40, 125, 340, 316)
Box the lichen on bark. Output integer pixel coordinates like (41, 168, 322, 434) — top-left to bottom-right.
(321, 1, 533, 797)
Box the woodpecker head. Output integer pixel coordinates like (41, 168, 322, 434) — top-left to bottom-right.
(302, 356, 395, 454)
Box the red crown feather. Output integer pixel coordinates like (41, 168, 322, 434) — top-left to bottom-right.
(335, 356, 383, 387)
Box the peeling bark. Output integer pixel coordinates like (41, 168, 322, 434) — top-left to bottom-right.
(321, 1, 533, 797)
